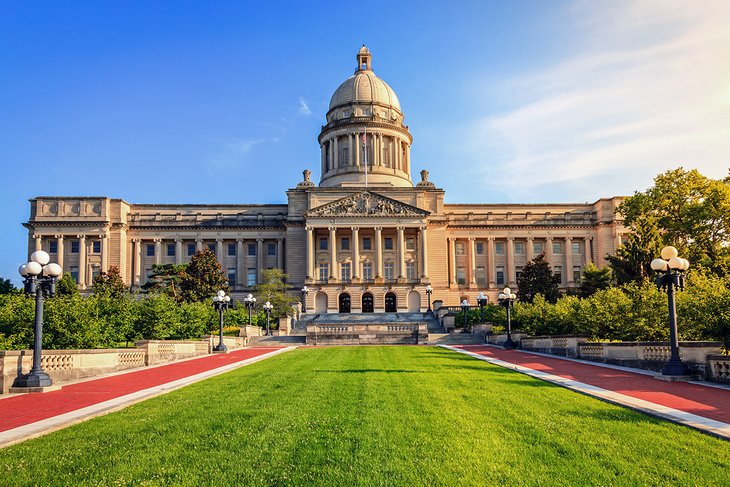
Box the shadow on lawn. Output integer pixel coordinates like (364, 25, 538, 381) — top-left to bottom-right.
(313, 369, 424, 374)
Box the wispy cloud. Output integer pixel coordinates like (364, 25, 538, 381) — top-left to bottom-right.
(206, 138, 265, 173)
(298, 97, 312, 116)
(465, 0, 730, 200)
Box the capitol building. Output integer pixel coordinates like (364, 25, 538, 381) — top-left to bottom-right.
(25, 46, 626, 314)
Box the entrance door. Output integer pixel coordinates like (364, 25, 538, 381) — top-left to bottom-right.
(339, 293, 351, 313)
(385, 292, 397, 312)
(362, 293, 374, 313)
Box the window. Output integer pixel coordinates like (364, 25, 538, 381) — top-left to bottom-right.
(207, 243, 216, 253)
(91, 266, 100, 281)
(476, 242, 484, 255)
(514, 242, 525, 255)
(92, 241, 101, 254)
(144, 268, 152, 284)
(228, 268, 237, 288)
(267, 243, 276, 256)
(455, 242, 465, 255)
(406, 261, 416, 281)
(552, 241, 563, 254)
(573, 266, 582, 283)
(362, 237, 371, 250)
(248, 243, 256, 256)
(476, 266, 486, 286)
(457, 267, 466, 285)
(70, 266, 79, 282)
(341, 262, 351, 281)
(341, 237, 350, 250)
(167, 244, 175, 257)
(516, 266, 523, 281)
(384, 262, 394, 280)
(49, 241, 58, 254)
(496, 266, 505, 286)
(147, 244, 155, 257)
(406, 238, 415, 251)
(247, 268, 257, 286)
(572, 241, 582, 255)
(382, 148, 389, 167)
(533, 241, 544, 255)
(343, 147, 349, 165)
(319, 238, 328, 251)
(71, 241, 80, 254)
(384, 238, 393, 250)
(495, 242, 505, 255)
(554, 266, 562, 284)
(228, 243, 236, 256)
(187, 243, 196, 256)
(318, 263, 329, 281)
(362, 262, 372, 280)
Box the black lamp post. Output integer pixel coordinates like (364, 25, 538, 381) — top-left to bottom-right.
(499, 287, 517, 349)
(301, 286, 309, 313)
(263, 301, 274, 336)
(14, 251, 62, 389)
(212, 290, 230, 352)
(460, 299, 470, 333)
(425, 285, 433, 312)
(477, 291, 488, 322)
(243, 293, 256, 326)
(651, 246, 692, 377)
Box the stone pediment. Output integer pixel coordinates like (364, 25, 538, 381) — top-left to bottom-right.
(306, 191, 429, 218)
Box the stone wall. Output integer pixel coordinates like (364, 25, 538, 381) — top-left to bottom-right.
(307, 323, 427, 345)
(707, 354, 730, 384)
(520, 335, 588, 358)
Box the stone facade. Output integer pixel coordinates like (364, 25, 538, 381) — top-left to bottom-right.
(24, 46, 627, 311)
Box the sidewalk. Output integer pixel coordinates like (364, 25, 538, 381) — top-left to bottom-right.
(0, 346, 291, 448)
(445, 344, 730, 440)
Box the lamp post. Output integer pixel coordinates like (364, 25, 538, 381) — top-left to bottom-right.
(499, 287, 517, 349)
(460, 299, 470, 333)
(243, 293, 256, 326)
(301, 286, 309, 313)
(477, 292, 488, 322)
(14, 251, 62, 389)
(651, 246, 692, 377)
(425, 285, 433, 312)
(263, 301, 274, 336)
(212, 290, 231, 352)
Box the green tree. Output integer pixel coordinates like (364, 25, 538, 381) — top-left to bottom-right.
(516, 253, 560, 303)
(254, 268, 293, 322)
(179, 249, 228, 303)
(142, 263, 187, 300)
(0, 277, 19, 295)
(56, 272, 80, 296)
(606, 216, 663, 284)
(92, 266, 127, 298)
(578, 263, 613, 298)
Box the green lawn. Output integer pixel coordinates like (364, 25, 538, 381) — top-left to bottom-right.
(1, 346, 729, 486)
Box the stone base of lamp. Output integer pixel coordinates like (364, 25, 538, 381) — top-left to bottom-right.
(12, 370, 53, 389)
(10, 385, 62, 394)
(653, 374, 694, 383)
(212, 344, 228, 353)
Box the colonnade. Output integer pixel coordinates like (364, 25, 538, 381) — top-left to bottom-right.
(321, 132, 409, 174)
(32, 234, 109, 290)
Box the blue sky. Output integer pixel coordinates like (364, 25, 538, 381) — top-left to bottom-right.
(1, 0, 729, 284)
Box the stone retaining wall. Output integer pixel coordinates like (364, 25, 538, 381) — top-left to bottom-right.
(307, 323, 428, 345)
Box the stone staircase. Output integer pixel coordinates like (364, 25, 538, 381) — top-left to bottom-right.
(248, 335, 306, 347)
(302, 312, 440, 345)
(427, 333, 485, 345)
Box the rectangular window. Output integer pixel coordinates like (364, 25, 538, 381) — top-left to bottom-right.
(207, 243, 216, 253)
(495, 242, 505, 255)
(362, 237, 371, 250)
(267, 243, 276, 256)
(573, 266, 582, 283)
(514, 242, 525, 255)
(187, 243, 196, 256)
(406, 238, 415, 251)
(70, 266, 79, 282)
(553, 241, 563, 254)
(533, 241, 544, 255)
(92, 241, 101, 254)
(318, 263, 329, 282)
(247, 268, 257, 287)
(362, 262, 372, 280)
(167, 244, 175, 257)
(382, 148, 389, 167)
(516, 266, 523, 281)
(49, 241, 58, 254)
(228, 268, 237, 288)
(384, 237, 393, 250)
(406, 261, 416, 281)
(384, 262, 394, 280)
(572, 241, 582, 255)
(476, 242, 484, 255)
(456, 267, 466, 285)
(319, 238, 328, 251)
(476, 266, 486, 286)
(455, 242, 465, 255)
(228, 243, 236, 256)
(248, 243, 256, 256)
(496, 266, 505, 286)
(71, 241, 80, 253)
(554, 266, 562, 284)
(341, 237, 350, 250)
(147, 244, 155, 257)
(90, 266, 100, 281)
(341, 262, 351, 281)
(343, 147, 349, 165)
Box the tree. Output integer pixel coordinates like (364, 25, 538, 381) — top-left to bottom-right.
(606, 216, 663, 284)
(56, 272, 80, 296)
(578, 263, 613, 298)
(92, 266, 127, 298)
(0, 278, 19, 295)
(179, 249, 228, 303)
(142, 263, 187, 300)
(254, 268, 293, 321)
(516, 253, 560, 303)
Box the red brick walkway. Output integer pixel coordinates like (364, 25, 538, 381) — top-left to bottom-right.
(456, 345, 730, 424)
(0, 347, 283, 434)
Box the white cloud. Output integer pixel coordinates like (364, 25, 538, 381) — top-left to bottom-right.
(465, 0, 730, 201)
(206, 138, 264, 173)
(298, 97, 312, 116)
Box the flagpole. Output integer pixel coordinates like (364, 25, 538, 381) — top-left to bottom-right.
(363, 127, 368, 188)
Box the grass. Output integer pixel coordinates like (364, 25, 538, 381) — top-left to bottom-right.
(1, 346, 729, 486)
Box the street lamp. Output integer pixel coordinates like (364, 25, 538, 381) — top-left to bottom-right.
(301, 286, 309, 313)
(477, 291, 488, 322)
(498, 287, 517, 349)
(243, 293, 256, 326)
(14, 250, 62, 389)
(425, 285, 433, 312)
(651, 246, 692, 377)
(263, 301, 274, 336)
(460, 299, 470, 332)
(212, 290, 231, 352)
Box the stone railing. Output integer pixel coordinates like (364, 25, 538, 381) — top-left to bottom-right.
(487, 333, 529, 346)
(134, 340, 211, 366)
(706, 354, 730, 384)
(307, 323, 427, 345)
(520, 336, 589, 358)
(238, 325, 264, 337)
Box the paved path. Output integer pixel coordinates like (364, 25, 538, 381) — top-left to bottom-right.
(0, 347, 291, 448)
(445, 345, 730, 440)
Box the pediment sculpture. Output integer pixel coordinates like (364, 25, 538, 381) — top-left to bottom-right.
(307, 191, 429, 218)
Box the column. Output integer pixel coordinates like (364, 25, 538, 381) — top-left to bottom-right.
(277, 238, 284, 270)
(351, 227, 360, 279)
(306, 227, 314, 279)
(487, 237, 495, 287)
(355, 133, 360, 166)
(154, 239, 162, 266)
(257, 238, 264, 284)
(397, 226, 405, 279)
(507, 237, 515, 286)
(196, 237, 203, 252)
(333, 137, 339, 169)
(349, 134, 354, 166)
(527, 236, 534, 262)
(586, 236, 593, 264)
(420, 226, 429, 279)
(321, 144, 326, 175)
(327, 141, 333, 171)
(448, 238, 456, 286)
(101, 234, 109, 272)
(133, 239, 142, 287)
(78, 234, 87, 289)
(565, 237, 574, 286)
(546, 236, 554, 265)
(34, 234, 42, 252)
(374, 226, 383, 278)
(328, 227, 337, 280)
(236, 238, 245, 290)
(175, 238, 183, 265)
(469, 237, 477, 286)
(215, 238, 224, 263)
(56, 235, 64, 271)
